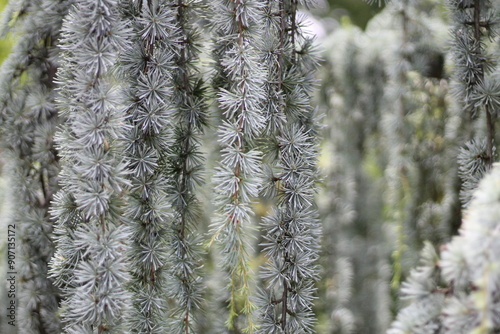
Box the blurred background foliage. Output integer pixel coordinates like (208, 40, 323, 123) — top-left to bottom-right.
(322, 0, 385, 29)
(0, 0, 11, 60)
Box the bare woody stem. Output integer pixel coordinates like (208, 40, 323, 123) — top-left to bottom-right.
(176, 0, 193, 331)
(277, 0, 287, 328)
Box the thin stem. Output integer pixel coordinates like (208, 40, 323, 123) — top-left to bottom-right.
(277, 1, 288, 329)
(278, 0, 285, 74)
(473, 0, 495, 167)
(225, 0, 253, 328)
(281, 277, 288, 330)
(290, 0, 297, 64)
(176, 7, 191, 304)
(473, 0, 481, 42)
(486, 106, 495, 167)
(100, 215, 105, 235)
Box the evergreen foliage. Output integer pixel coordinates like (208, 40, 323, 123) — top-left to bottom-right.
(2, 0, 499, 333)
(317, 2, 468, 331)
(387, 241, 444, 334)
(318, 24, 391, 334)
(388, 163, 500, 333)
(0, 0, 70, 332)
(49, 0, 132, 332)
(255, 1, 321, 333)
(118, 1, 174, 332)
(379, 0, 464, 292)
(163, 0, 208, 331)
(449, 0, 500, 206)
(388, 0, 500, 331)
(209, 0, 265, 331)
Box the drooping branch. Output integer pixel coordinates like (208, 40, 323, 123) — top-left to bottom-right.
(0, 0, 70, 332)
(118, 1, 176, 332)
(256, 0, 321, 332)
(49, 0, 132, 332)
(209, 0, 266, 331)
(163, 0, 208, 332)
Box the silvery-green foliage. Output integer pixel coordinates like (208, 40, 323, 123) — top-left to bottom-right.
(439, 164, 500, 332)
(457, 139, 490, 207)
(162, 0, 208, 332)
(256, 1, 321, 333)
(49, 0, 132, 332)
(118, 1, 176, 333)
(209, 0, 266, 330)
(449, 0, 500, 207)
(0, 0, 70, 332)
(449, 0, 498, 115)
(317, 23, 392, 334)
(389, 163, 500, 334)
(354, 0, 470, 333)
(387, 242, 445, 334)
(388, 1, 500, 332)
(378, 0, 463, 293)
(194, 267, 229, 334)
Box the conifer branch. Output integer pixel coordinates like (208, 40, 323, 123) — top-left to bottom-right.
(256, 1, 321, 332)
(49, 0, 132, 332)
(472, 0, 495, 168)
(449, 0, 499, 205)
(0, 1, 70, 332)
(163, 0, 207, 332)
(210, 0, 266, 331)
(118, 1, 175, 332)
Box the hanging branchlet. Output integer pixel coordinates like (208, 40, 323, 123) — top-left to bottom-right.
(0, 0, 70, 333)
(449, 0, 497, 113)
(49, 0, 132, 332)
(440, 163, 500, 333)
(209, 0, 266, 331)
(256, 1, 321, 333)
(449, 0, 499, 169)
(376, 0, 461, 293)
(161, 0, 208, 332)
(118, 1, 177, 333)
